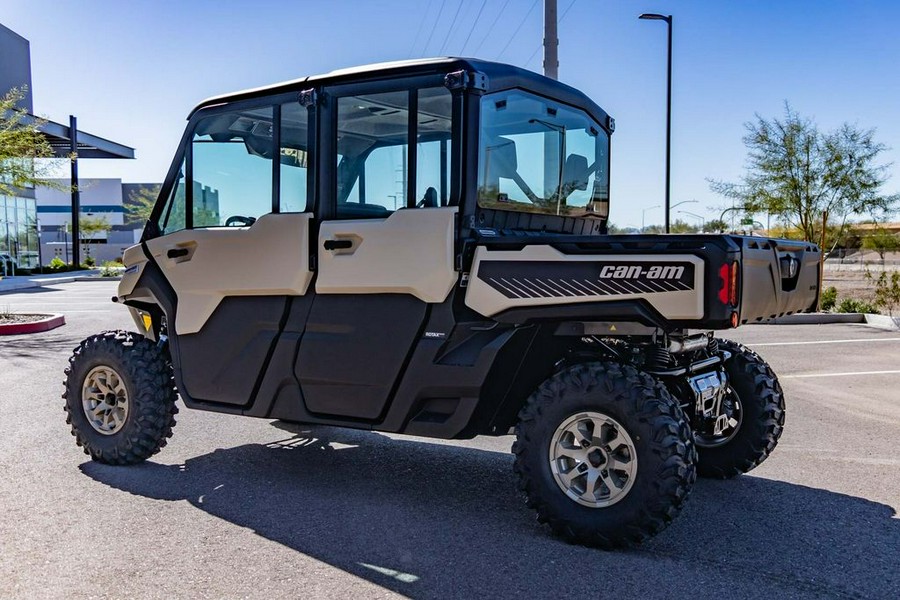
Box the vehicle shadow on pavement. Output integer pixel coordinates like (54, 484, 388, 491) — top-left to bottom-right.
(81, 425, 899, 599)
(0, 330, 79, 362)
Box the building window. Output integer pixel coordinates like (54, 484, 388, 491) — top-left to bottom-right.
(0, 194, 39, 269)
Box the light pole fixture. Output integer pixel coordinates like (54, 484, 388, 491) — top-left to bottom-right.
(641, 204, 661, 232)
(639, 12, 673, 233)
(679, 210, 706, 232)
(670, 199, 697, 210)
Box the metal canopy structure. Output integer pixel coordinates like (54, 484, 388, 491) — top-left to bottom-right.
(38, 116, 134, 160)
(28, 113, 134, 266)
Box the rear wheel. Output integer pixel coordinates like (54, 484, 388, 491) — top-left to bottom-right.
(695, 339, 785, 479)
(63, 330, 178, 465)
(514, 361, 696, 549)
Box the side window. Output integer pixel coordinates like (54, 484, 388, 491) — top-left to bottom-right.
(335, 86, 453, 219)
(156, 158, 186, 234)
(280, 103, 309, 212)
(415, 87, 452, 207)
(192, 106, 274, 227)
(336, 91, 408, 218)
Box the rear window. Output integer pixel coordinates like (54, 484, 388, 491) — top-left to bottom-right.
(477, 90, 609, 218)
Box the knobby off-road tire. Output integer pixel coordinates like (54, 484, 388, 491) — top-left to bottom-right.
(514, 361, 696, 549)
(696, 339, 785, 479)
(63, 330, 178, 465)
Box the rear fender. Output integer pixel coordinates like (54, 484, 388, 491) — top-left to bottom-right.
(465, 324, 574, 436)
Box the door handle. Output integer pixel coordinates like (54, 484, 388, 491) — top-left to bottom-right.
(167, 247, 190, 259)
(323, 239, 353, 251)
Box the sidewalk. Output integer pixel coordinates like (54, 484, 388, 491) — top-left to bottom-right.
(0, 270, 115, 294)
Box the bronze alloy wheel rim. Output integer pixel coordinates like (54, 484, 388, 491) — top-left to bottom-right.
(548, 411, 638, 508)
(81, 365, 129, 435)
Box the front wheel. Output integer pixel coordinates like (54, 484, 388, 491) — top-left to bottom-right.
(695, 339, 785, 479)
(514, 361, 696, 549)
(63, 330, 178, 465)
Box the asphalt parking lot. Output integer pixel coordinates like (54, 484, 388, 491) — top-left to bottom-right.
(1, 281, 898, 599)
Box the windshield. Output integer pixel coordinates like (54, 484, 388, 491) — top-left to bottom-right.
(477, 90, 609, 217)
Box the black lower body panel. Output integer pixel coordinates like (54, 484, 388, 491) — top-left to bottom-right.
(177, 296, 288, 407)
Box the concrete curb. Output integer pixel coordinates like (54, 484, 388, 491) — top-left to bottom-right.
(74, 276, 122, 282)
(763, 313, 865, 325)
(754, 312, 900, 330)
(864, 314, 900, 331)
(0, 313, 66, 335)
(0, 271, 119, 293)
(0, 276, 79, 292)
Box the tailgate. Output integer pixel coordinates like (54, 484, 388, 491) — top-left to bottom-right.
(739, 236, 820, 323)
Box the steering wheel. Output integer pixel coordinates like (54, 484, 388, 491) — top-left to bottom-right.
(225, 215, 256, 227)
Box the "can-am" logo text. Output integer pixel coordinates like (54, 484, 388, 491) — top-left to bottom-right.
(599, 265, 685, 280)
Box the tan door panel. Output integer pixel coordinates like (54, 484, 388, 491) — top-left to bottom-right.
(145, 213, 313, 334)
(316, 207, 457, 303)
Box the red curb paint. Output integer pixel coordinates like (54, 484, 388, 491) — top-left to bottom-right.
(0, 314, 66, 335)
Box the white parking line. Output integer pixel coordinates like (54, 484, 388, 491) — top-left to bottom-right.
(752, 338, 900, 347)
(782, 370, 900, 379)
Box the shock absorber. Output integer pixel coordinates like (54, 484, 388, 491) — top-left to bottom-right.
(645, 345, 675, 371)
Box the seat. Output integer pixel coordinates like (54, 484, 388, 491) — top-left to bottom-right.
(419, 187, 438, 208)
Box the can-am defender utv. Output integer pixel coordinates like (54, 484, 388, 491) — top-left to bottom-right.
(64, 58, 819, 548)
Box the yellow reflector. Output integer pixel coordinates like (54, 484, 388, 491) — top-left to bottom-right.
(142, 313, 152, 331)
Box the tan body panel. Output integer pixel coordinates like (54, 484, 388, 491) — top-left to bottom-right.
(118, 244, 149, 298)
(316, 207, 457, 303)
(144, 213, 313, 335)
(465, 245, 705, 319)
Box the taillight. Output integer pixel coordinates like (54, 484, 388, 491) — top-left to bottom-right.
(718, 261, 740, 307)
(730, 260, 739, 306)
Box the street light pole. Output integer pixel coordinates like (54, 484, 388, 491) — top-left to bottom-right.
(679, 210, 706, 232)
(642, 204, 660, 232)
(670, 199, 697, 210)
(639, 13, 673, 233)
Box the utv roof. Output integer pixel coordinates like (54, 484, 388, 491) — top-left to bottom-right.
(189, 57, 611, 128)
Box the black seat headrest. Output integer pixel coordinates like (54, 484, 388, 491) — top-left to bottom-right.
(423, 187, 438, 208)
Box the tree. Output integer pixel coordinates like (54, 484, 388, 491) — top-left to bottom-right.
(125, 185, 161, 226)
(710, 103, 899, 306)
(706, 219, 729, 233)
(862, 228, 900, 263)
(71, 215, 111, 264)
(670, 219, 700, 234)
(0, 86, 69, 195)
(710, 104, 898, 242)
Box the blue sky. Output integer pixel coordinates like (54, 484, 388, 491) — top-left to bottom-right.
(3, 0, 899, 228)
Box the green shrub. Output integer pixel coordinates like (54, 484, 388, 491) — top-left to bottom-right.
(836, 297, 879, 314)
(48, 257, 67, 271)
(868, 270, 900, 316)
(100, 261, 121, 277)
(820, 286, 838, 311)
(82, 256, 96, 268)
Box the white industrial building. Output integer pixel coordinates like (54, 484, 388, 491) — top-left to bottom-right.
(37, 179, 154, 265)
